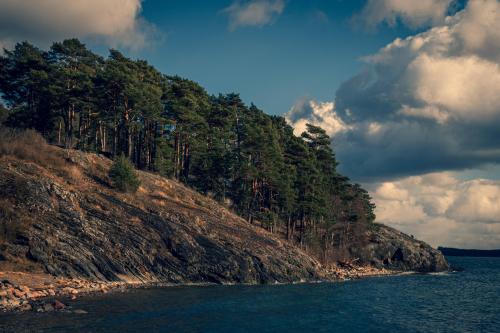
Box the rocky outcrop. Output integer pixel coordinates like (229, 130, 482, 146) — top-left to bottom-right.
(0, 150, 321, 284)
(0, 148, 448, 291)
(350, 225, 449, 272)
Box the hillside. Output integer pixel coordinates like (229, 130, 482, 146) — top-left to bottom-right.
(0, 130, 447, 279)
(0, 135, 322, 284)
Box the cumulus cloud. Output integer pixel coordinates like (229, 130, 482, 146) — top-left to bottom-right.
(370, 171, 500, 249)
(285, 99, 351, 137)
(222, 0, 285, 30)
(0, 0, 155, 50)
(354, 0, 454, 29)
(290, 0, 500, 181)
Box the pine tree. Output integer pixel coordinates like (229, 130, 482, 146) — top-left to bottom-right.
(0, 42, 51, 134)
(109, 154, 141, 193)
(47, 39, 101, 148)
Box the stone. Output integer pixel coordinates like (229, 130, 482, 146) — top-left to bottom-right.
(19, 285, 30, 293)
(12, 289, 25, 298)
(19, 303, 32, 311)
(8, 299, 20, 307)
(43, 303, 54, 312)
(53, 300, 65, 310)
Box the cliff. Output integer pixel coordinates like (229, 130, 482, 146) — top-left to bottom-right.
(0, 140, 448, 289)
(358, 225, 450, 272)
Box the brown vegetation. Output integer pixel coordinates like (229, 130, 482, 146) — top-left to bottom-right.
(0, 127, 65, 169)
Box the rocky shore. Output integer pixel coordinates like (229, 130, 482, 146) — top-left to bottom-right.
(0, 271, 130, 312)
(1, 264, 404, 313)
(325, 262, 399, 281)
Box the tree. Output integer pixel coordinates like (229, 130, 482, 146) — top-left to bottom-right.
(47, 39, 101, 148)
(164, 76, 209, 182)
(109, 154, 141, 193)
(0, 42, 51, 134)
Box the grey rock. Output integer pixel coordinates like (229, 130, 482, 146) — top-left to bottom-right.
(350, 225, 449, 272)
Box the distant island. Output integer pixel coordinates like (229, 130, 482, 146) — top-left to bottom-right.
(439, 247, 500, 257)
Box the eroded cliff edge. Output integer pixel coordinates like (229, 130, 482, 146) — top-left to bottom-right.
(0, 147, 448, 286)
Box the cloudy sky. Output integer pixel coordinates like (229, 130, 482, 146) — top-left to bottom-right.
(1, 0, 499, 249)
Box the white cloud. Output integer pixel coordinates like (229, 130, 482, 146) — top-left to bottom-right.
(223, 0, 285, 30)
(407, 54, 500, 122)
(448, 180, 500, 224)
(326, 0, 500, 180)
(355, 0, 454, 29)
(398, 105, 450, 123)
(370, 172, 500, 249)
(285, 99, 351, 137)
(0, 0, 154, 49)
(455, 0, 500, 62)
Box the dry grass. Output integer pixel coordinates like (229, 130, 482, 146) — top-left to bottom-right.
(0, 127, 65, 169)
(0, 198, 33, 245)
(0, 127, 90, 187)
(64, 165, 84, 184)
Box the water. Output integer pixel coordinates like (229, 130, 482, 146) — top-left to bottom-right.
(1, 257, 499, 333)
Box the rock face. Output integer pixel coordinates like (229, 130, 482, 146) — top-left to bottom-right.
(0, 150, 321, 284)
(0, 148, 448, 286)
(350, 225, 449, 272)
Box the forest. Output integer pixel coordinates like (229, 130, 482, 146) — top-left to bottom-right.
(0, 39, 375, 262)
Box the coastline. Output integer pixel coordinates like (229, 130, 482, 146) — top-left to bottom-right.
(0, 265, 408, 313)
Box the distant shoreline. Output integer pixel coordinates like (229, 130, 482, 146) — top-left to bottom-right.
(439, 247, 500, 257)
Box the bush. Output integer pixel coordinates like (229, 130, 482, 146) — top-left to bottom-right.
(109, 154, 141, 193)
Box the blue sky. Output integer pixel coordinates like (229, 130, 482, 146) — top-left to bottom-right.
(119, 0, 415, 116)
(0, 0, 498, 248)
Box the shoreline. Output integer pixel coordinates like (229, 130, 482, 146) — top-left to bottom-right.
(0, 266, 411, 313)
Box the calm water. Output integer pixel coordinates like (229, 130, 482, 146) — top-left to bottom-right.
(1, 257, 499, 333)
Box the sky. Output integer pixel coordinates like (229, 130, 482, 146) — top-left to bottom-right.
(0, 0, 499, 249)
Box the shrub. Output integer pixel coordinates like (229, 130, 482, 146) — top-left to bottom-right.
(109, 154, 141, 193)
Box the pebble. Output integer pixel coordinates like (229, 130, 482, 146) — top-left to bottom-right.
(13, 289, 25, 298)
(19, 303, 32, 311)
(43, 303, 54, 312)
(53, 300, 65, 310)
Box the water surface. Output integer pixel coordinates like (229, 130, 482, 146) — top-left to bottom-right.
(1, 257, 499, 332)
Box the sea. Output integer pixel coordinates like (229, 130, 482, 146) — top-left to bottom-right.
(1, 256, 499, 333)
